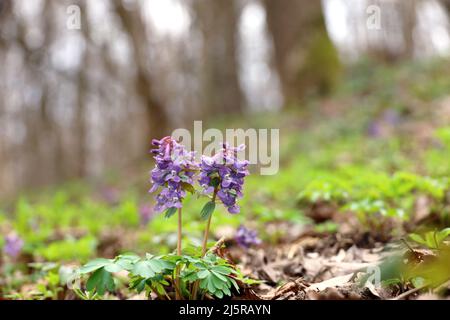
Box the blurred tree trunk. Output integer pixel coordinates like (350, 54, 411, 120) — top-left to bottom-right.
(263, 0, 341, 104)
(193, 0, 244, 115)
(442, 0, 450, 12)
(441, 0, 450, 30)
(400, 1, 417, 59)
(114, 2, 169, 136)
(365, 0, 417, 62)
(75, 1, 89, 178)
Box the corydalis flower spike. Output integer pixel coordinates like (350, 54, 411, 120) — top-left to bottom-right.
(149, 137, 198, 213)
(4, 233, 24, 258)
(199, 143, 249, 214)
(235, 225, 261, 248)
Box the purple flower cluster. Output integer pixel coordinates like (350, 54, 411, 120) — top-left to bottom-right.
(235, 225, 261, 248)
(4, 233, 24, 258)
(367, 109, 402, 138)
(149, 137, 197, 212)
(199, 143, 249, 214)
(148, 137, 250, 215)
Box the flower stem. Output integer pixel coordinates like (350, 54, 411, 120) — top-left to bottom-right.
(177, 207, 182, 256)
(176, 207, 182, 300)
(201, 215, 213, 256)
(201, 190, 217, 256)
(192, 189, 217, 299)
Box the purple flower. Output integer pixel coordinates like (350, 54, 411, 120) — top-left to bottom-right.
(199, 143, 249, 214)
(139, 204, 155, 225)
(235, 226, 261, 248)
(149, 137, 198, 212)
(367, 109, 401, 138)
(4, 233, 24, 258)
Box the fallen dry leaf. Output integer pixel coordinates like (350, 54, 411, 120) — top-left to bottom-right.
(307, 273, 354, 292)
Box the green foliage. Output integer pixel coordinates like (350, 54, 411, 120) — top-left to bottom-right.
(35, 236, 97, 262)
(425, 127, 450, 176)
(297, 168, 449, 225)
(409, 228, 450, 249)
(164, 207, 177, 219)
(85, 268, 115, 295)
(345, 199, 405, 219)
(200, 202, 216, 220)
(180, 253, 242, 299)
(77, 251, 253, 299)
(298, 180, 349, 204)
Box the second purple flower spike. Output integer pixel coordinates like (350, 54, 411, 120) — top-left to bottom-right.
(199, 143, 249, 214)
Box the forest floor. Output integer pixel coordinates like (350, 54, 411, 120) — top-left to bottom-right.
(1, 58, 450, 300)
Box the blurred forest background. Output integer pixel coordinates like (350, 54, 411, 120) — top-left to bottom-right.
(0, 0, 449, 199)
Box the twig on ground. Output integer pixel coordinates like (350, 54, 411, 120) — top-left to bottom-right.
(208, 236, 227, 255)
(391, 285, 428, 300)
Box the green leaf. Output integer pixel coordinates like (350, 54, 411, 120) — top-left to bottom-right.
(130, 276, 147, 293)
(155, 282, 166, 296)
(131, 258, 169, 278)
(79, 258, 112, 274)
(161, 261, 177, 270)
(409, 234, 427, 246)
(211, 266, 232, 275)
(164, 207, 177, 219)
(182, 271, 198, 282)
(86, 267, 115, 295)
(181, 182, 196, 194)
(214, 290, 223, 299)
(104, 263, 123, 273)
(425, 232, 436, 248)
(197, 270, 210, 279)
(115, 253, 140, 271)
(146, 259, 165, 273)
(118, 253, 141, 262)
(211, 270, 228, 282)
(211, 274, 226, 290)
(207, 277, 216, 293)
(201, 201, 215, 220)
(436, 228, 450, 244)
(115, 259, 135, 271)
(136, 279, 147, 293)
(223, 286, 231, 296)
(229, 278, 240, 292)
(132, 261, 156, 278)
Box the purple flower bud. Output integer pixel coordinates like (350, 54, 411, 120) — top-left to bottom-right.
(149, 137, 198, 212)
(199, 143, 249, 214)
(235, 226, 261, 248)
(4, 233, 24, 258)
